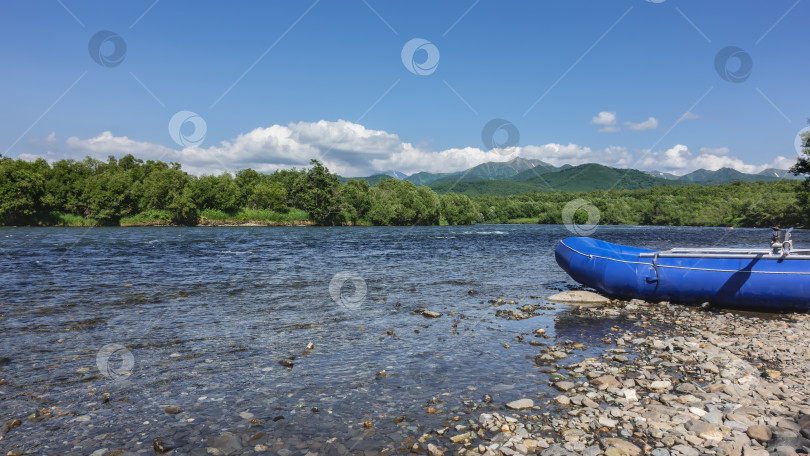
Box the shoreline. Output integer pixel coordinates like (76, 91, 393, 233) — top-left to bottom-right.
(434, 299, 810, 456)
(0, 221, 751, 228)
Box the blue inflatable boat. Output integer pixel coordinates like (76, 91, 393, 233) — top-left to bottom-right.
(555, 229, 810, 311)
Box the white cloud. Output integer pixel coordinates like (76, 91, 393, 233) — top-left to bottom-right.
(15, 121, 797, 178)
(766, 156, 797, 170)
(590, 111, 617, 133)
(519, 144, 632, 168)
(590, 111, 616, 126)
(66, 131, 177, 161)
(57, 122, 515, 177)
(698, 147, 729, 155)
(636, 144, 792, 175)
(55, 121, 633, 176)
(681, 112, 700, 120)
(624, 117, 658, 131)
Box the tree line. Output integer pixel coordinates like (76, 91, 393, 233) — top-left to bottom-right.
(0, 153, 807, 228)
(0, 155, 480, 226)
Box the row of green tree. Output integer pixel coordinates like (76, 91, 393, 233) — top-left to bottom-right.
(0, 153, 807, 227)
(473, 180, 804, 227)
(0, 155, 480, 226)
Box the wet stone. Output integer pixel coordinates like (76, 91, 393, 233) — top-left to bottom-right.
(554, 381, 575, 392)
(505, 398, 534, 410)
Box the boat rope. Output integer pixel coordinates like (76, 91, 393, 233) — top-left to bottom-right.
(651, 253, 661, 293)
(558, 240, 810, 275)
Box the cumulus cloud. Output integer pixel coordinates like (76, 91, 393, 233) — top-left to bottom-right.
(698, 147, 729, 155)
(51, 121, 515, 176)
(624, 117, 658, 131)
(590, 111, 619, 133)
(590, 111, 616, 126)
(66, 131, 177, 161)
(51, 121, 633, 176)
(636, 144, 792, 175)
(15, 121, 796, 178)
(519, 144, 632, 168)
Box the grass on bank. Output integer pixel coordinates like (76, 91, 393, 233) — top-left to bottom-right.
(199, 208, 311, 224)
(51, 212, 99, 226)
(120, 209, 175, 226)
(506, 217, 539, 224)
(26, 208, 315, 226)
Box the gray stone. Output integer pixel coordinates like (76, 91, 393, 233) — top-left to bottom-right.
(582, 397, 599, 409)
(742, 446, 769, 456)
(547, 291, 610, 304)
(601, 438, 642, 456)
(541, 444, 577, 456)
(207, 432, 242, 454)
(554, 395, 570, 406)
(650, 380, 672, 390)
(505, 398, 534, 410)
(154, 437, 178, 454)
(676, 383, 697, 394)
(599, 416, 618, 428)
(555, 381, 575, 392)
(582, 445, 602, 456)
(702, 411, 723, 425)
(671, 444, 700, 456)
(746, 425, 772, 443)
(769, 436, 810, 450)
(592, 375, 621, 390)
(427, 443, 445, 456)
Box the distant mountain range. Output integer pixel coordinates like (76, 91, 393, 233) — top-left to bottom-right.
(342, 157, 800, 196)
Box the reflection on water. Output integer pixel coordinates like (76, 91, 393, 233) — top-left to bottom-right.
(0, 225, 787, 453)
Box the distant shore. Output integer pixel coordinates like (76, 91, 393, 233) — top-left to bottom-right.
(121, 218, 315, 227)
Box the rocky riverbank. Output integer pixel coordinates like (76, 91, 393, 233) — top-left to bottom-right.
(3, 293, 808, 455)
(427, 299, 810, 456)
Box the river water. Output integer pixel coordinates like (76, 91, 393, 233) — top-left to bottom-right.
(0, 225, 785, 454)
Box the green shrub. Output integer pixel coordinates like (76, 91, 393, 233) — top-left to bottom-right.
(235, 208, 309, 223)
(53, 212, 98, 226)
(120, 209, 175, 225)
(199, 209, 231, 220)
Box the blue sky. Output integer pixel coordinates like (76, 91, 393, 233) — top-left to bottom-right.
(1, 0, 808, 177)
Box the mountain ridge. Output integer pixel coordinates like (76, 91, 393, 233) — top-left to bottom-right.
(344, 160, 798, 196)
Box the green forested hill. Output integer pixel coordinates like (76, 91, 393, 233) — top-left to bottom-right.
(679, 167, 780, 184)
(405, 157, 545, 185)
(350, 161, 794, 195)
(510, 162, 568, 181)
(430, 163, 685, 195)
(428, 180, 538, 196)
(525, 163, 685, 191)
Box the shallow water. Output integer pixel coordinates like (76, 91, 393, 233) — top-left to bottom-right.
(0, 225, 790, 454)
